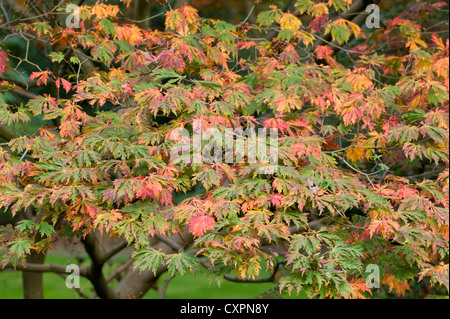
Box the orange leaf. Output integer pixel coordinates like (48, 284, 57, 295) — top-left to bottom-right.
(381, 274, 410, 296)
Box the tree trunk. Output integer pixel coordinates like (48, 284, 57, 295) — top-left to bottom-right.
(22, 251, 46, 299)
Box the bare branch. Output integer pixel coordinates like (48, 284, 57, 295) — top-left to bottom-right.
(159, 274, 175, 299)
(2, 262, 89, 277)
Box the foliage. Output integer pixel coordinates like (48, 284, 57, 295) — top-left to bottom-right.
(0, 0, 448, 299)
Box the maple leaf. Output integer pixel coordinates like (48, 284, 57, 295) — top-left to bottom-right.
(325, 19, 360, 45)
(310, 14, 329, 32)
(381, 274, 410, 296)
(91, 3, 119, 19)
(188, 214, 215, 238)
(280, 13, 302, 31)
(115, 24, 143, 46)
(0, 50, 8, 76)
(341, 106, 362, 126)
(207, 46, 229, 69)
(256, 5, 282, 26)
(273, 95, 303, 113)
(157, 50, 186, 72)
(29, 70, 52, 86)
(56, 78, 72, 93)
(346, 73, 374, 91)
(349, 278, 372, 299)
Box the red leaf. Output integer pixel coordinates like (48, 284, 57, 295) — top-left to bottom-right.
(189, 214, 215, 238)
(29, 70, 52, 86)
(0, 50, 8, 76)
(56, 78, 72, 93)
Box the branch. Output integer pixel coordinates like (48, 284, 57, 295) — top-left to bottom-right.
(199, 259, 280, 284)
(159, 274, 175, 299)
(0, 126, 19, 141)
(155, 234, 183, 252)
(2, 262, 89, 277)
(106, 258, 134, 284)
(102, 240, 128, 263)
(115, 231, 194, 299)
(0, 76, 31, 89)
(81, 232, 119, 299)
(56, 273, 91, 299)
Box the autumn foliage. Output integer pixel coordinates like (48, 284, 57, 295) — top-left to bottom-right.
(0, 0, 448, 299)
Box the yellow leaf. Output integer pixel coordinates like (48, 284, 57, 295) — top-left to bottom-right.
(346, 73, 373, 91)
(311, 3, 329, 17)
(280, 13, 302, 31)
(346, 146, 365, 162)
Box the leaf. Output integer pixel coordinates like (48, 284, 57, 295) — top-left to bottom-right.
(188, 214, 215, 237)
(36, 221, 55, 237)
(29, 70, 52, 86)
(256, 5, 282, 26)
(99, 18, 116, 37)
(387, 124, 421, 144)
(165, 10, 185, 31)
(0, 50, 8, 76)
(328, 0, 352, 12)
(56, 78, 72, 94)
(280, 13, 302, 31)
(16, 220, 35, 233)
(91, 3, 119, 19)
(132, 248, 166, 275)
(49, 52, 64, 63)
(324, 19, 360, 45)
(295, 0, 314, 14)
(166, 253, 200, 276)
(381, 274, 410, 296)
(10, 238, 32, 259)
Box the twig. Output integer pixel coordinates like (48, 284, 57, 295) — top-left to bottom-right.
(159, 274, 175, 299)
(155, 234, 184, 252)
(241, 4, 255, 24)
(57, 273, 91, 299)
(337, 155, 375, 188)
(106, 258, 134, 283)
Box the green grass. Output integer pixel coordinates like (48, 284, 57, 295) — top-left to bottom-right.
(0, 252, 306, 299)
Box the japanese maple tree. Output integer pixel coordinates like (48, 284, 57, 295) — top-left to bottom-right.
(0, 0, 448, 299)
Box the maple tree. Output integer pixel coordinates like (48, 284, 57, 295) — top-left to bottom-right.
(0, 0, 448, 299)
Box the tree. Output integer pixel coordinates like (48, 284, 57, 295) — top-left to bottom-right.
(0, 0, 448, 299)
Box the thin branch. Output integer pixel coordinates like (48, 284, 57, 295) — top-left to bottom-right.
(337, 155, 375, 187)
(106, 258, 134, 284)
(155, 234, 183, 252)
(56, 273, 91, 299)
(241, 4, 255, 24)
(102, 240, 129, 263)
(159, 274, 175, 299)
(2, 262, 89, 277)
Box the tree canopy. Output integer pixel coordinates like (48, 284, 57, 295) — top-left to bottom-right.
(0, 0, 448, 299)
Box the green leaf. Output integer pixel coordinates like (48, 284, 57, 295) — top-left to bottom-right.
(295, 0, 314, 14)
(99, 18, 116, 37)
(256, 7, 282, 27)
(10, 238, 32, 258)
(132, 248, 166, 275)
(36, 221, 55, 237)
(16, 220, 35, 233)
(69, 56, 80, 64)
(49, 52, 65, 63)
(165, 253, 200, 276)
(325, 22, 350, 45)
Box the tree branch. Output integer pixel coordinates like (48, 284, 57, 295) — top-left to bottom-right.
(81, 232, 119, 299)
(2, 262, 89, 277)
(102, 240, 128, 263)
(0, 126, 19, 141)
